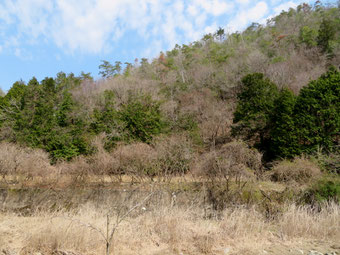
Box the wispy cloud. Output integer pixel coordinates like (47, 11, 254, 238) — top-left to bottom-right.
(228, 1, 269, 32)
(0, 0, 314, 56)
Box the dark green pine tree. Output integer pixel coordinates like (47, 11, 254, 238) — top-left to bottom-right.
(232, 73, 279, 151)
(269, 88, 299, 159)
(293, 67, 340, 154)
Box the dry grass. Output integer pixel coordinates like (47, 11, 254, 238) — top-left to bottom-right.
(1, 202, 339, 255)
(271, 157, 321, 184)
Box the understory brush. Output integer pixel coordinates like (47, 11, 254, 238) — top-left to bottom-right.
(270, 157, 321, 184)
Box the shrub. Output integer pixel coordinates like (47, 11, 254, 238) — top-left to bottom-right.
(271, 157, 321, 183)
(0, 142, 55, 179)
(314, 180, 340, 202)
(119, 93, 164, 142)
(46, 132, 92, 162)
(221, 141, 263, 172)
(196, 140, 261, 180)
(152, 134, 193, 176)
(319, 153, 340, 174)
(111, 142, 157, 178)
(299, 26, 318, 47)
(110, 135, 193, 178)
(303, 179, 340, 203)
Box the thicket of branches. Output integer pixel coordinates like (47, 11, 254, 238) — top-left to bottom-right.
(0, 2, 339, 177)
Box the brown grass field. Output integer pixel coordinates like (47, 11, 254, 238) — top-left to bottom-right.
(0, 194, 339, 255)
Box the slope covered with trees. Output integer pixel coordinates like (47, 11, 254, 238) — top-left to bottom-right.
(0, 2, 339, 185)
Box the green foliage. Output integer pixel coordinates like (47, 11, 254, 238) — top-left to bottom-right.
(232, 73, 279, 150)
(317, 18, 336, 54)
(299, 26, 318, 47)
(233, 68, 339, 160)
(1, 3, 339, 166)
(123, 62, 133, 77)
(90, 90, 118, 134)
(56, 92, 74, 127)
(293, 68, 340, 155)
(304, 178, 340, 203)
(214, 27, 225, 41)
(99, 60, 122, 78)
(46, 133, 89, 162)
(80, 71, 93, 81)
(269, 88, 299, 159)
(89, 90, 121, 150)
(175, 114, 198, 131)
(6, 81, 26, 99)
(0, 74, 93, 162)
(118, 93, 164, 142)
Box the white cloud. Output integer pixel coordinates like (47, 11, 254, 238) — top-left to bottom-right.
(193, 0, 234, 16)
(187, 4, 199, 16)
(258, 1, 300, 27)
(228, 1, 268, 31)
(274, 1, 298, 15)
(0, 0, 309, 56)
(14, 48, 21, 57)
(204, 23, 218, 34)
(235, 0, 250, 5)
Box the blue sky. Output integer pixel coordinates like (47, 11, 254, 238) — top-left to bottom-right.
(0, 0, 330, 91)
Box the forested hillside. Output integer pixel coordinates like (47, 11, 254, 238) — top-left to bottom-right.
(0, 3, 340, 254)
(0, 2, 339, 189)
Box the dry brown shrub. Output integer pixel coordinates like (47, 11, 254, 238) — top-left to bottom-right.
(107, 135, 193, 180)
(221, 141, 263, 172)
(160, 98, 178, 124)
(177, 88, 234, 145)
(56, 134, 193, 183)
(71, 76, 162, 114)
(265, 48, 326, 93)
(57, 156, 93, 185)
(112, 142, 157, 179)
(245, 48, 269, 74)
(152, 134, 193, 177)
(154, 216, 182, 252)
(177, 88, 215, 121)
(198, 99, 235, 147)
(0, 142, 22, 177)
(271, 157, 321, 183)
(187, 62, 216, 88)
(195, 141, 262, 180)
(193, 234, 214, 254)
(0, 142, 56, 180)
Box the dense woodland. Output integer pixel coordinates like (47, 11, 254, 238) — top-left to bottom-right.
(0, 2, 339, 199)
